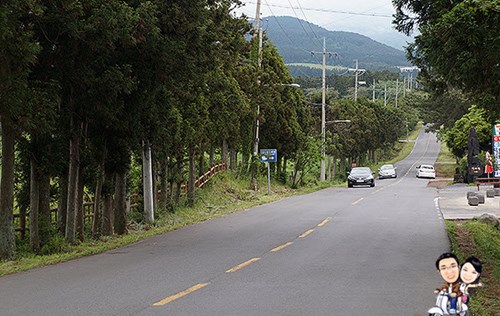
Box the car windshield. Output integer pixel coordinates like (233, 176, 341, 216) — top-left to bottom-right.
(380, 165, 394, 170)
(421, 165, 434, 170)
(351, 168, 371, 175)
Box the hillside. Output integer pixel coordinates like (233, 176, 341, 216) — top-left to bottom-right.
(262, 16, 411, 72)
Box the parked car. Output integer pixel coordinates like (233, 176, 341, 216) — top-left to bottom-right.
(416, 164, 436, 178)
(378, 164, 397, 179)
(347, 167, 375, 188)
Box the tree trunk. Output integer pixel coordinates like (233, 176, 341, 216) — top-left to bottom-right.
(114, 171, 127, 235)
(152, 161, 157, 214)
(101, 171, 114, 236)
(209, 145, 215, 168)
(276, 155, 282, 178)
(242, 149, 249, 171)
(39, 171, 51, 247)
(174, 157, 183, 204)
(29, 159, 40, 254)
(57, 174, 68, 236)
(327, 156, 332, 181)
(19, 206, 26, 241)
(198, 142, 205, 177)
(229, 147, 237, 170)
(158, 158, 168, 211)
(75, 165, 85, 242)
(222, 139, 228, 165)
(332, 155, 337, 179)
(65, 118, 80, 244)
(92, 156, 105, 238)
(187, 146, 196, 206)
(0, 117, 16, 260)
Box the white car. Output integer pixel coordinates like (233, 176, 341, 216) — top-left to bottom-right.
(378, 164, 397, 179)
(416, 164, 436, 178)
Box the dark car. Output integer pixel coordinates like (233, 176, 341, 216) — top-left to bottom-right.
(347, 167, 375, 188)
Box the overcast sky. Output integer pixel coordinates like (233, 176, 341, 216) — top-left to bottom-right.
(236, 0, 414, 50)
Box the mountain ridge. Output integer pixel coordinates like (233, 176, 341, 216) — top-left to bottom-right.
(262, 16, 411, 71)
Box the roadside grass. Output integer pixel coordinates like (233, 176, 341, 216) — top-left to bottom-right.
(446, 220, 500, 316)
(0, 172, 331, 276)
(435, 141, 457, 179)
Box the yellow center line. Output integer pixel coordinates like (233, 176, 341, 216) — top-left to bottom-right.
(317, 218, 329, 227)
(352, 197, 364, 205)
(271, 242, 293, 252)
(299, 229, 315, 238)
(226, 257, 261, 273)
(153, 282, 209, 306)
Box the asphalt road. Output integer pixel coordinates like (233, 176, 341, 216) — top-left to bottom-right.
(0, 127, 449, 315)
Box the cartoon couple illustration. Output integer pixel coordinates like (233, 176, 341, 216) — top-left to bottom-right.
(430, 253, 483, 316)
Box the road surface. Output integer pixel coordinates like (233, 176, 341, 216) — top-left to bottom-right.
(0, 127, 448, 315)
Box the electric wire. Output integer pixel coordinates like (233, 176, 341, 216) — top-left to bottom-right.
(262, 0, 323, 69)
(242, 1, 392, 17)
(295, 0, 322, 46)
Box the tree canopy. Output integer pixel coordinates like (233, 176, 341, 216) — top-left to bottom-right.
(392, 0, 500, 116)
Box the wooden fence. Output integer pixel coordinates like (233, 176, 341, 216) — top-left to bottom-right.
(13, 162, 227, 239)
(13, 202, 94, 240)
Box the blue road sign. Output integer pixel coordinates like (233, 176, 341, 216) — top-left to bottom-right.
(260, 149, 277, 163)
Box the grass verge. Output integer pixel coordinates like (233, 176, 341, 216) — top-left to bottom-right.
(435, 141, 457, 179)
(0, 172, 332, 276)
(446, 220, 500, 316)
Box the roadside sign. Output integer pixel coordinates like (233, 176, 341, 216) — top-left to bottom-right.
(260, 149, 277, 163)
(259, 149, 277, 194)
(493, 123, 500, 177)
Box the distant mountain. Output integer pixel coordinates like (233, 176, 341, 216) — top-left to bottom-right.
(262, 16, 410, 72)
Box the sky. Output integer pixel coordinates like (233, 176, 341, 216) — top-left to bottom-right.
(236, 0, 414, 50)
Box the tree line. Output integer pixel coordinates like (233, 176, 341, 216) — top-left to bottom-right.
(0, 0, 415, 261)
(392, 0, 499, 177)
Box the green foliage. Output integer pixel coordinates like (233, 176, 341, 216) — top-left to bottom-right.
(393, 0, 500, 117)
(40, 235, 69, 256)
(443, 105, 493, 158)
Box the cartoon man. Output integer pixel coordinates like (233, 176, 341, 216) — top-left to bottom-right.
(434, 253, 462, 315)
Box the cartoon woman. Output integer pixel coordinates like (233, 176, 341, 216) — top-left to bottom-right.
(459, 256, 483, 306)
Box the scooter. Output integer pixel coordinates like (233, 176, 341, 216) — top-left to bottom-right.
(428, 290, 468, 316)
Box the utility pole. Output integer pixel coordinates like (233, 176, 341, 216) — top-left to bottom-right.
(311, 38, 336, 181)
(321, 38, 327, 181)
(348, 60, 366, 101)
(254, 0, 261, 33)
(253, 28, 263, 156)
(395, 78, 399, 107)
(142, 140, 154, 224)
(253, 0, 263, 156)
(372, 79, 376, 101)
(384, 82, 387, 106)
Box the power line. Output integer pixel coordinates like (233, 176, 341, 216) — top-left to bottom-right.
(242, 1, 392, 18)
(295, 0, 323, 47)
(262, 0, 323, 65)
